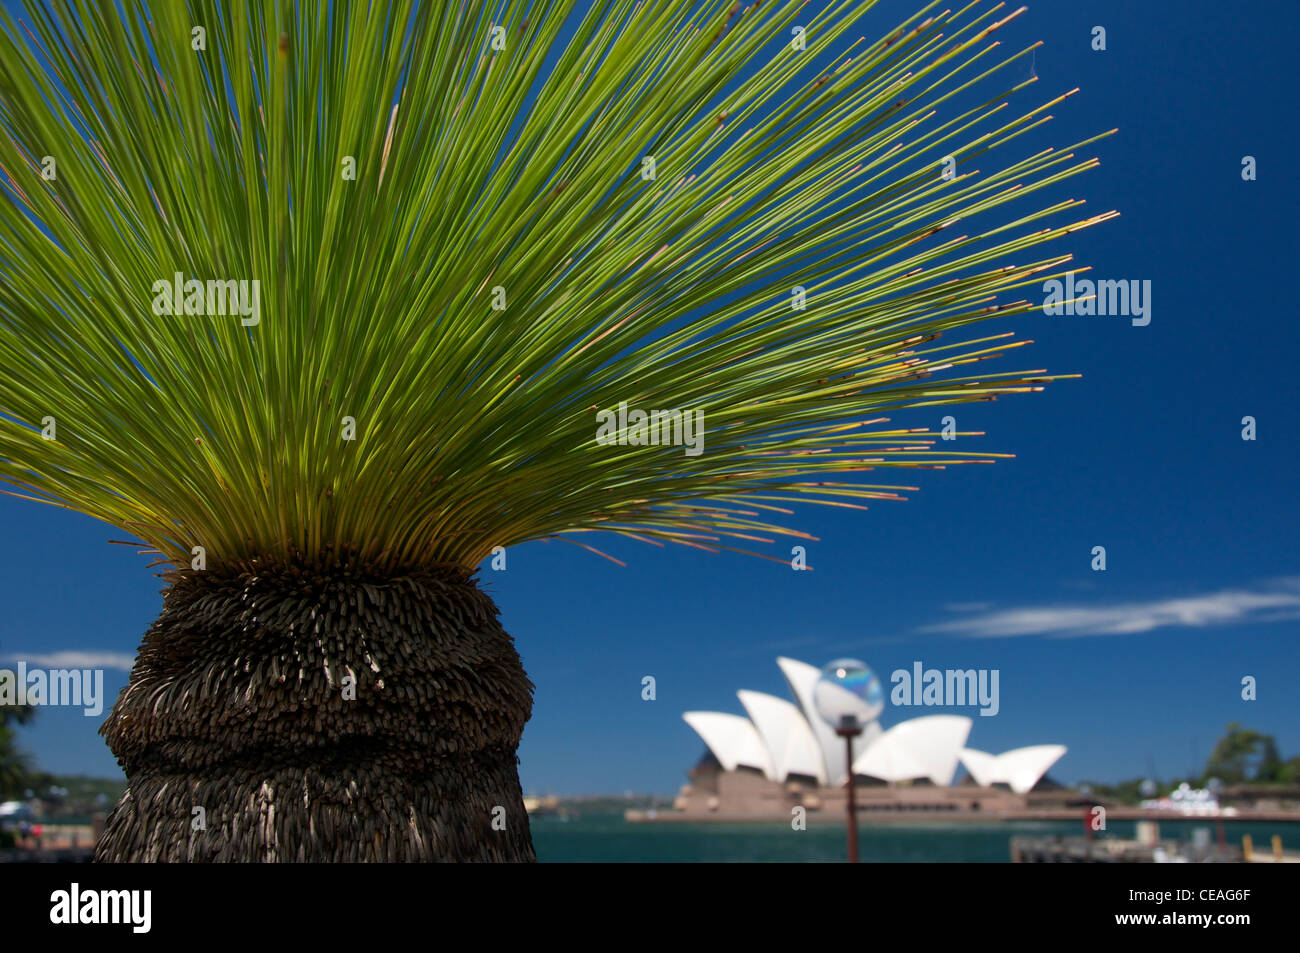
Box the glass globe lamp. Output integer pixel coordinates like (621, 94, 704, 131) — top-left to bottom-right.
(813, 658, 883, 734)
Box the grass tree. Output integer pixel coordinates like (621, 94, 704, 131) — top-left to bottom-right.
(0, 0, 1113, 861)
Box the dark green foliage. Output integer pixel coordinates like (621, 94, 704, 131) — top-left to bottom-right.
(1204, 722, 1282, 785)
(0, 704, 35, 799)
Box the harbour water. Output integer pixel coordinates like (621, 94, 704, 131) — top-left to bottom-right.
(531, 814, 1299, 863)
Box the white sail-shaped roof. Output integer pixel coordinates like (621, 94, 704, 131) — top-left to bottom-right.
(682, 712, 774, 777)
(998, 745, 1066, 793)
(776, 657, 833, 780)
(737, 690, 829, 784)
(957, 747, 1000, 787)
(851, 732, 928, 783)
(858, 720, 883, 755)
(683, 659, 1064, 793)
(960, 745, 1066, 794)
(853, 714, 972, 786)
(776, 656, 881, 786)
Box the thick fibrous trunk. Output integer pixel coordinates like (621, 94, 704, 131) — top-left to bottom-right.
(97, 565, 535, 862)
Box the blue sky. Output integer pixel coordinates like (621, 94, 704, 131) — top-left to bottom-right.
(2, 0, 1297, 794)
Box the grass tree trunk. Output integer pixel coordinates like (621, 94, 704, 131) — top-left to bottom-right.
(96, 565, 535, 862)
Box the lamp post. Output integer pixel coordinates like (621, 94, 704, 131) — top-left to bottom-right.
(814, 658, 883, 864)
(835, 714, 863, 863)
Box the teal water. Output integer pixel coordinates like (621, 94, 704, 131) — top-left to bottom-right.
(531, 814, 1300, 862)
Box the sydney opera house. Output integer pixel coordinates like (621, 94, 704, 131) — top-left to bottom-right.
(671, 657, 1070, 819)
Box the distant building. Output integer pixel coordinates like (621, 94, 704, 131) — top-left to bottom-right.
(523, 795, 562, 815)
(672, 657, 1067, 819)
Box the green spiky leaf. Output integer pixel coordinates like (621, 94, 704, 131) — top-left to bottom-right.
(0, 0, 1114, 572)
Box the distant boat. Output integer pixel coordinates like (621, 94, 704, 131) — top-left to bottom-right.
(0, 801, 36, 828)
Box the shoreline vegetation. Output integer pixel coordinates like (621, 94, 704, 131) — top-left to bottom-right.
(6, 724, 1297, 822)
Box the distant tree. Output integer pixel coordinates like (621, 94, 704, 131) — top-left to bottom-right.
(1256, 736, 1284, 782)
(1282, 757, 1300, 785)
(1204, 723, 1276, 784)
(0, 705, 36, 798)
(1105, 778, 1145, 804)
